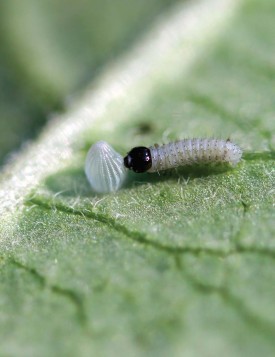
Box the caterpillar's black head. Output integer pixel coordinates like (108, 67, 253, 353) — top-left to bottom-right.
(123, 147, 152, 173)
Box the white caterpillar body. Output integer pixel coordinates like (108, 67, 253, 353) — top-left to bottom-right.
(148, 139, 242, 172)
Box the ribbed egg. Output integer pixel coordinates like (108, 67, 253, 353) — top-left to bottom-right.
(85, 141, 127, 193)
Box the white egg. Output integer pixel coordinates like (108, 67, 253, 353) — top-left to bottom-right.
(85, 141, 127, 193)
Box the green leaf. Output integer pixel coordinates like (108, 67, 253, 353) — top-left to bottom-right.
(0, 0, 179, 163)
(0, 0, 275, 355)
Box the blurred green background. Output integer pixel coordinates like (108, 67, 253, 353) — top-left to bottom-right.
(0, 0, 180, 165)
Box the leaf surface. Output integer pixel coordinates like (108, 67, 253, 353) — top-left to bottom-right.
(0, 0, 274, 356)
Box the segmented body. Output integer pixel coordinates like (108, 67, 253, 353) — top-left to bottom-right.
(148, 138, 242, 172)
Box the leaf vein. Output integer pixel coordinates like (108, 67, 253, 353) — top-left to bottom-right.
(179, 258, 275, 339)
(26, 196, 275, 260)
(10, 258, 87, 327)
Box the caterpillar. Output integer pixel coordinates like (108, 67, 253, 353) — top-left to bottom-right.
(124, 138, 242, 173)
(85, 139, 242, 193)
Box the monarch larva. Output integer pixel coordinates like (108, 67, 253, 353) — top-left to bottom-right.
(85, 138, 242, 193)
(124, 138, 242, 173)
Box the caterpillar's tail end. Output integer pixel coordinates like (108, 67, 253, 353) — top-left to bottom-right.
(226, 142, 243, 166)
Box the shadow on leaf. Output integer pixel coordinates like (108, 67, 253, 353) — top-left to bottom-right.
(44, 162, 234, 198)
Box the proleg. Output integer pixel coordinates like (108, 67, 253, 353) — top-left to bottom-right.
(123, 138, 242, 173)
